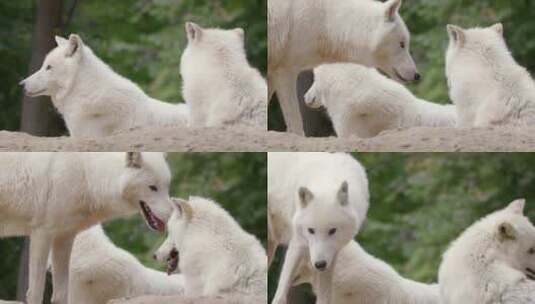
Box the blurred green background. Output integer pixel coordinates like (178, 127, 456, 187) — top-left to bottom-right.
(0, 152, 267, 301)
(269, 153, 535, 302)
(268, 0, 535, 133)
(0, 0, 267, 132)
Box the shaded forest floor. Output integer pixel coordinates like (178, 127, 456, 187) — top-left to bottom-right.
(0, 126, 533, 151)
(108, 294, 265, 304)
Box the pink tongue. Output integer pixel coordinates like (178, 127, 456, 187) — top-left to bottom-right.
(149, 212, 166, 232)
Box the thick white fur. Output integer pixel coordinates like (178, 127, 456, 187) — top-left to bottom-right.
(306, 63, 456, 138)
(439, 199, 535, 304)
(68, 225, 184, 304)
(268, 0, 418, 134)
(293, 240, 438, 304)
(0, 152, 172, 304)
(446, 23, 535, 127)
(180, 23, 267, 129)
(20, 34, 189, 137)
(268, 152, 369, 304)
(155, 196, 267, 297)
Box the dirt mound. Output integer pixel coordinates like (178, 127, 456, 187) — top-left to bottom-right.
(107, 294, 264, 304)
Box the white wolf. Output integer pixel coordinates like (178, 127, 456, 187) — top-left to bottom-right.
(20, 34, 189, 137)
(67, 225, 184, 304)
(446, 23, 535, 127)
(439, 199, 535, 304)
(268, 152, 369, 304)
(0, 152, 172, 304)
(293, 240, 439, 304)
(154, 197, 267, 297)
(268, 0, 420, 134)
(180, 23, 267, 129)
(305, 63, 456, 138)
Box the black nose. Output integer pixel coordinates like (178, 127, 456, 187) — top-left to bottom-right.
(314, 260, 327, 270)
(414, 73, 421, 81)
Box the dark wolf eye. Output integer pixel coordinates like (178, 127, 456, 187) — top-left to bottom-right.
(400, 42, 405, 49)
(328, 228, 337, 236)
(149, 185, 158, 192)
(308, 228, 315, 234)
(529, 248, 535, 255)
(46, 65, 52, 70)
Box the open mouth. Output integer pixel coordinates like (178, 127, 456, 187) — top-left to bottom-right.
(393, 69, 410, 83)
(139, 201, 166, 232)
(167, 248, 179, 275)
(526, 268, 535, 280)
(25, 89, 46, 97)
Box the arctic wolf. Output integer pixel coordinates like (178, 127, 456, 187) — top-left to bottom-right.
(0, 152, 172, 304)
(20, 34, 189, 137)
(439, 199, 535, 304)
(154, 197, 267, 297)
(293, 240, 439, 304)
(67, 225, 184, 304)
(305, 63, 456, 138)
(268, 152, 369, 304)
(180, 23, 267, 129)
(268, 0, 419, 134)
(446, 23, 535, 127)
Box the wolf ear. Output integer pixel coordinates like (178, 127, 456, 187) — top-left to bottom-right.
(298, 187, 314, 208)
(506, 199, 525, 215)
(126, 152, 143, 169)
(65, 34, 83, 57)
(491, 23, 504, 36)
(498, 222, 517, 241)
(185, 22, 203, 42)
(55, 36, 68, 47)
(173, 198, 193, 221)
(447, 24, 466, 47)
(337, 181, 349, 206)
(384, 0, 402, 22)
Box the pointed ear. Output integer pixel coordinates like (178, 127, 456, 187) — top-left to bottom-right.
(384, 0, 402, 22)
(172, 198, 193, 221)
(65, 34, 83, 57)
(506, 199, 525, 215)
(185, 22, 203, 42)
(126, 152, 143, 169)
(498, 222, 517, 241)
(491, 23, 504, 36)
(447, 24, 466, 47)
(55, 36, 68, 46)
(298, 187, 314, 208)
(337, 181, 349, 206)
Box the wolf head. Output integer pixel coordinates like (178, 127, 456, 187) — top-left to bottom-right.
(293, 181, 358, 272)
(120, 152, 173, 233)
(20, 34, 86, 100)
(370, 0, 419, 83)
(154, 198, 193, 274)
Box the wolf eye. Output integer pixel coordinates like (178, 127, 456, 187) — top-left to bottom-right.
(308, 228, 315, 234)
(328, 228, 337, 236)
(400, 42, 405, 49)
(46, 65, 52, 71)
(149, 185, 158, 192)
(529, 248, 535, 255)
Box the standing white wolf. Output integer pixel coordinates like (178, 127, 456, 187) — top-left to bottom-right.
(0, 152, 172, 304)
(446, 23, 535, 127)
(154, 197, 267, 297)
(180, 23, 267, 129)
(305, 63, 456, 138)
(268, 152, 369, 304)
(293, 240, 439, 304)
(67, 225, 184, 304)
(20, 34, 189, 137)
(439, 199, 535, 304)
(268, 0, 420, 134)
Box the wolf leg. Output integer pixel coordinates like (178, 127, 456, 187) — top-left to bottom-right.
(272, 69, 305, 135)
(272, 239, 306, 304)
(26, 231, 53, 304)
(51, 233, 75, 304)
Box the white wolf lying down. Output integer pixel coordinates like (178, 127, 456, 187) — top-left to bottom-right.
(66, 225, 184, 304)
(0, 152, 172, 304)
(268, 152, 369, 304)
(155, 197, 267, 297)
(446, 23, 535, 127)
(305, 63, 456, 138)
(293, 240, 439, 304)
(20, 34, 189, 137)
(439, 199, 535, 304)
(181, 23, 267, 129)
(268, 0, 420, 134)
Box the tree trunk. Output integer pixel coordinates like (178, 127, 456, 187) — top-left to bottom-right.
(19, 0, 65, 136)
(15, 240, 29, 301)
